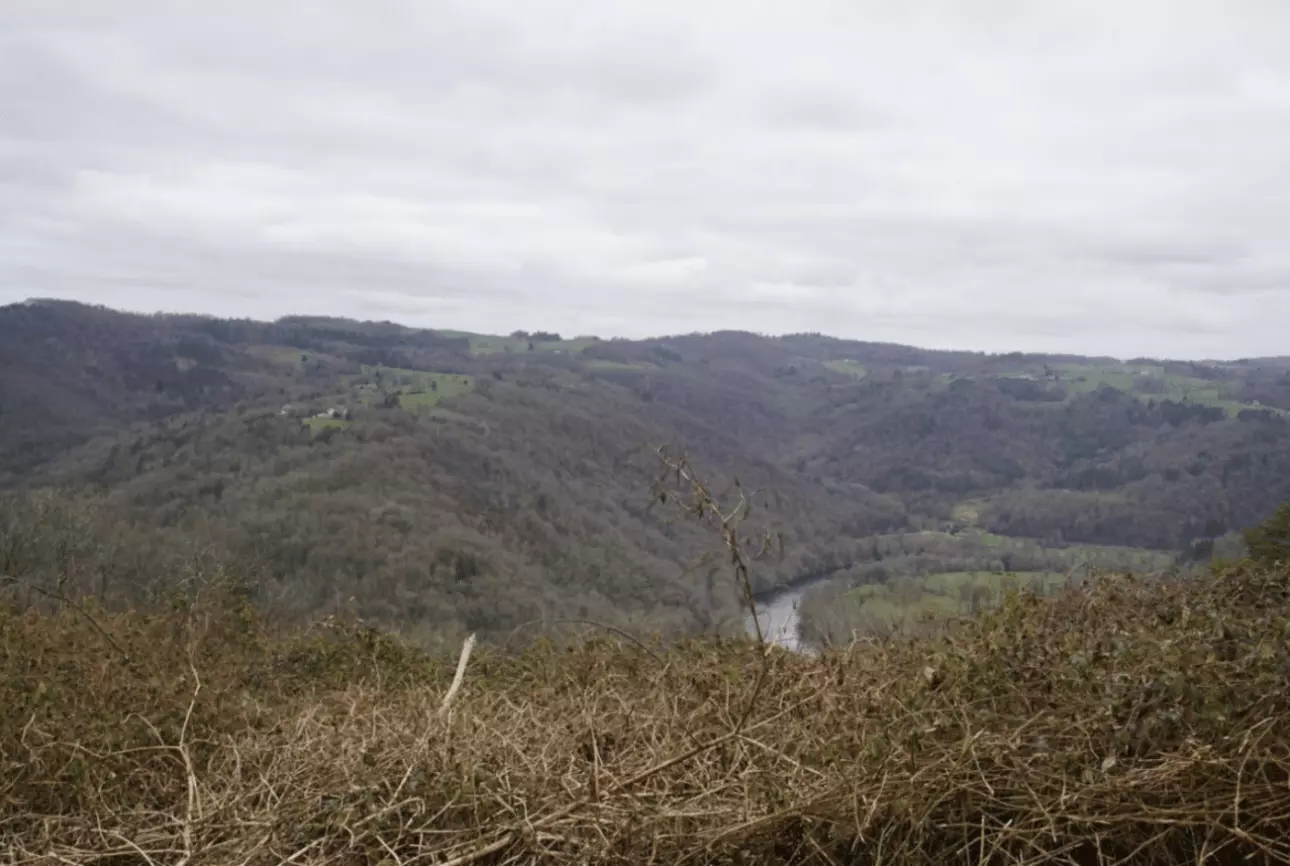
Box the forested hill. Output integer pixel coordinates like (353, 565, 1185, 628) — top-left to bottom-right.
(2, 298, 1288, 642)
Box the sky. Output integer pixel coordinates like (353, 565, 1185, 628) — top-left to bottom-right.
(2, 1, 1289, 360)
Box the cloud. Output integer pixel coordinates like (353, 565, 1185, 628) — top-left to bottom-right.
(2, 0, 1290, 359)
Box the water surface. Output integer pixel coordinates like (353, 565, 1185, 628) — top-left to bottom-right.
(743, 576, 834, 654)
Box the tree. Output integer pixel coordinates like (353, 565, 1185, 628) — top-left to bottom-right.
(1244, 502, 1290, 566)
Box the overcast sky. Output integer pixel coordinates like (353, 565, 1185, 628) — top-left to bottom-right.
(2, 1, 1289, 359)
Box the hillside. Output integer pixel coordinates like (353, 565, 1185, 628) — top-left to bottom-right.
(3, 299, 1289, 641)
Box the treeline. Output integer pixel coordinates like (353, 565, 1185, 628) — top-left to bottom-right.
(794, 502, 1288, 649)
(789, 528, 1174, 588)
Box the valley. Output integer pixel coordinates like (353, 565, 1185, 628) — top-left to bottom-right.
(2, 299, 1288, 649)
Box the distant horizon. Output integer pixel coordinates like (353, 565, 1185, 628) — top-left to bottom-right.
(5, 4, 1290, 364)
(7, 294, 1284, 367)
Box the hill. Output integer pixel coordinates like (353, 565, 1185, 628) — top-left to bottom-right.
(3, 299, 1290, 641)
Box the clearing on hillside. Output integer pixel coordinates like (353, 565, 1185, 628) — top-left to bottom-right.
(1054, 362, 1278, 417)
(352, 365, 475, 410)
(443, 330, 601, 357)
(304, 416, 350, 435)
(823, 359, 868, 379)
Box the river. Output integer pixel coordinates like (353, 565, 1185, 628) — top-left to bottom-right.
(742, 576, 836, 654)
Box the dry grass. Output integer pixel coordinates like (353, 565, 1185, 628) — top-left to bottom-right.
(4, 560, 1290, 865)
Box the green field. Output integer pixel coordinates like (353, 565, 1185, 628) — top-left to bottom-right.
(876, 528, 1173, 572)
(442, 331, 602, 356)
(799, 521, 1180, 643)
(799, 527, 1178, 642)
(957, 361, 1284, 418)
(1054, 363, 1277, 417)
(251, 346, 347, 370)
(831, 569, 1071, 635)
(304, 416, 350, 435)
(354, 365, 474, 410)
(920, 570, 1069, 595)
(843, 588, 961, 621)
(584, 359, 657, 372)
(823, 359, 868, 379)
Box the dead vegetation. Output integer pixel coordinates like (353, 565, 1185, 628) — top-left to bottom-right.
(5, 464, 1290, 864)
(2, 553, 1289, 864)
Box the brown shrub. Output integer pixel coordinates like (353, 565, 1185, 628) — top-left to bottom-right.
(3, 562, 1290, 864)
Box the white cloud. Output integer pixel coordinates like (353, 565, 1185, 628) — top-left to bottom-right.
(2, 0, 1289, 358)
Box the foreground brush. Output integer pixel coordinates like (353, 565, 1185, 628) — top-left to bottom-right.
(4, 556, 1289, 865)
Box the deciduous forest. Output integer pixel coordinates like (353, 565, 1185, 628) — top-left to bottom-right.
(3, 298, 1288, 644)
